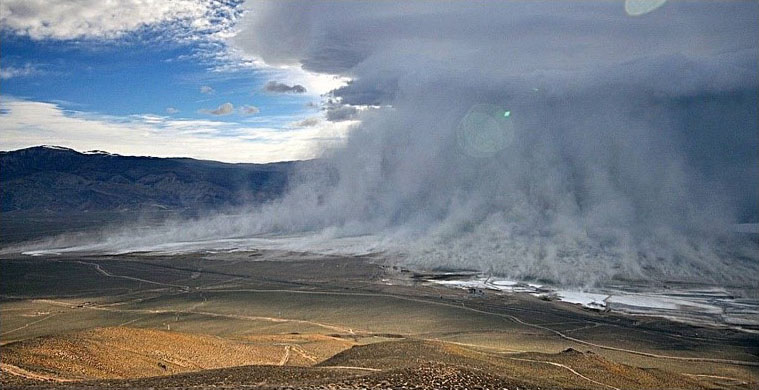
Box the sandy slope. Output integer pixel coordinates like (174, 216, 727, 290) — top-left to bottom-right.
(1, 327, 351, 380)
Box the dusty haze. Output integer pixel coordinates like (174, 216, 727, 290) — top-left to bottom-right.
(19, 1, 759, 288)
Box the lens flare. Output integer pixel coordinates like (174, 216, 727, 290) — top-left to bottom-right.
(625, 0, 668, 16)
(456, 104, 514, 158)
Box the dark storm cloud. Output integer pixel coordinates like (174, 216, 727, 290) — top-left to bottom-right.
(234, 1, 756, 81)
(227, 1, 758, 286)
(263, 81, 307, 94)
(325, 105, 358, 122)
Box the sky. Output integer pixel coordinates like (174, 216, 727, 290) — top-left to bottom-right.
(4, 0, 758, 286)
(0, 0, 353, 162)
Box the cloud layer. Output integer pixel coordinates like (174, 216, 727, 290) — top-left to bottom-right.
(225, 0, 759, 287)
(0, 0, 238, 41)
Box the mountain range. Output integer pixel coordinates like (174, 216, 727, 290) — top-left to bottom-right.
(0, 146, 300, 244)
(1, 145, 295, 213)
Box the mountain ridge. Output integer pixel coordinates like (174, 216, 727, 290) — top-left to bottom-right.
(0, 145, 297, 213)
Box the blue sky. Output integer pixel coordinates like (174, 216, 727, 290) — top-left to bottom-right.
(0, 0, 352, 162)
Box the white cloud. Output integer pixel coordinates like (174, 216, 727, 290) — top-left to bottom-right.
(0, 0, 238, 41)
(291, 117, 320, 128)
(200, 85, 215, 94)
(0, 63, 43, 79)
(0, 99, 354, 163)
(240, 105, 260, 115)
(201, 102, 234, 115)
(165, 107, 180, 114)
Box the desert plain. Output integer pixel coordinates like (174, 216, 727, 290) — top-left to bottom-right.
(0, 249, 756, 389)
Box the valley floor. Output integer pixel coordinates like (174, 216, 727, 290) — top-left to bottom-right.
(1, 250, 757, 389)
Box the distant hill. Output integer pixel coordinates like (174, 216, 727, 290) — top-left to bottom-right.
(0, 146, 296, 213)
